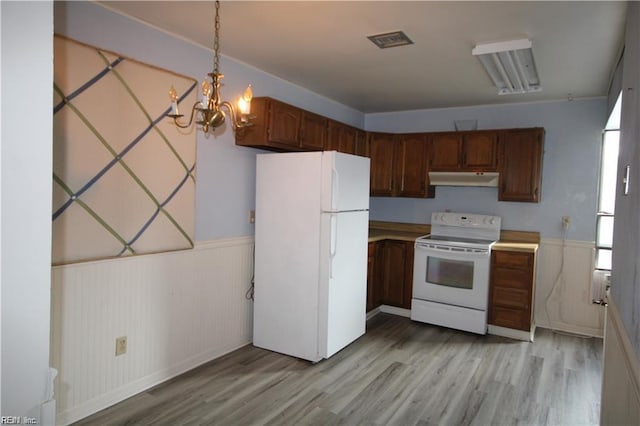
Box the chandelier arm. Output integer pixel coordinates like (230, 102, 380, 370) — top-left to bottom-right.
(170, 101, 203, 129)
(219, 101, 240, 129)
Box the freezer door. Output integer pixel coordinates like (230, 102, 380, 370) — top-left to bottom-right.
(318, 209, 369, 358)
(321, 151, 370, 212)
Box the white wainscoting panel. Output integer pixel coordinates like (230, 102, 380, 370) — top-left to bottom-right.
(535, 238, 605, 337)
(601, 299, 640, 424)
(50, 236, 254, 425)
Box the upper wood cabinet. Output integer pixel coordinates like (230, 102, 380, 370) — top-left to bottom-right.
(429, 131, 497, 172)
(327, 120, 358, 155)
(267, 99, 302, 149)
(463, 132, 498, 170)
(368, 132, 434, 198)
(498, 128, 544, 202)
(234, 97, 543, 203)
(300, 111, 327, 151)
(395, 133, 434, 198)
(355, 129, 368, 157)
(235, 97, 326, 151)
(429, 133, 462, 171)
(368, 132, 396, 196)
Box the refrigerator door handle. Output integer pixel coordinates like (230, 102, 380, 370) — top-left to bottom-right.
(330, 213, 338, 278)
(331, 167, 339, 211)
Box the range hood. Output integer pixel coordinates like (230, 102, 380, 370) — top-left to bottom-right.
(428, 171, 499, 187)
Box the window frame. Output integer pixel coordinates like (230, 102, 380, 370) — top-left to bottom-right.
(595, 127, 620, 271)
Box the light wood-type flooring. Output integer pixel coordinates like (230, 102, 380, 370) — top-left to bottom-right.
(76, 313, 603, 425)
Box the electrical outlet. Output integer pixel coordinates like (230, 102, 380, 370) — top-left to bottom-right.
(249, 210, 255, 224)
(562, 215, 571, 230)
(115, 336, 127, 356)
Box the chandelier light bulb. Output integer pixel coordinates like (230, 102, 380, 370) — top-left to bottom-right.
(169, 85, 179, 115)
(238, 84, 253, 115)
(201, 80, 212, 107)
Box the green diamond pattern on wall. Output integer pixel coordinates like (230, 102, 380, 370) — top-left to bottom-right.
(52, 35, 197, 265)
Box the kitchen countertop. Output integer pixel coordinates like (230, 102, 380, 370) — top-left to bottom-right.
(368, 229, 427, 243)
(492, 241, 538, 253)
(369, 220, 539, 252)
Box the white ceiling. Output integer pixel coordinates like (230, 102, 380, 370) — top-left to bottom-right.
(99, 1, 627, 113)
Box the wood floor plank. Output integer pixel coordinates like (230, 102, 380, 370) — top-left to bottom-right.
(75, 314, 603, 425)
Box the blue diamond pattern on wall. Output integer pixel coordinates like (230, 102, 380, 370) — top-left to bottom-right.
(52, 35, 197, 265)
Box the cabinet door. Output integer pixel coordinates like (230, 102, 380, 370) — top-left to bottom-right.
(381, 240, 408, 308)
(395, 134, 433, 198)
(367, 242, 380, 312)
(327, 121, 358, 155)
(499, 129, 544, 202)
(355, 129, 368, 157)
(268, 100, 302, 148)
(300, 111, 327, 151)
(463, 132, 497, 171)
(326, 120, 340, 151)
(430, 133, 462, 171)
(368, 132, 396, 196)
(339, 125, 357, 155)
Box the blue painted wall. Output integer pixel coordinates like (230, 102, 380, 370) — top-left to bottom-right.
(366, 99, 607, 241)
(55, 1, 364, 242)
(56, 2, 607, 243)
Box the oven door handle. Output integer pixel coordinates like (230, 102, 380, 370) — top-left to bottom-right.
(414, 244, 490, 259)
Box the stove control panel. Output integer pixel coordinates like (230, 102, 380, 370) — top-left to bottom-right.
(431, 212, 501, 230)
(430, 212, 502, 242)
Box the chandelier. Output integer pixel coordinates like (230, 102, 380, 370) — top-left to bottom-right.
(168, 0, 253, 133)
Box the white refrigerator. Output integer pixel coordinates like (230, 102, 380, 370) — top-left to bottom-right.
(253, 151, 370, 362)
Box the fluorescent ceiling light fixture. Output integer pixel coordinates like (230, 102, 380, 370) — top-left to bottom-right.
(472, 38, 541, 95)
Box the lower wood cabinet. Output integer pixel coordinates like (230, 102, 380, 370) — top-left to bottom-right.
(367, 242, 380, 312)
(371, 239, 414, 310)
(488, 249, 536, 331)
(367, 239, 414, 312)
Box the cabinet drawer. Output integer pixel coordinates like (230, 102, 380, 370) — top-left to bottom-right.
(489, 306, 530, 331)
(491, 286, 530, 310)
(492, 250, 533, 270)
(491, 268, 532, 290)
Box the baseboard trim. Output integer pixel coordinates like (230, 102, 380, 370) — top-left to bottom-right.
(488, 324, 535, 342)
(379, 305, 411, 318)
(535, 317, 604, 338)
(366, 307, 381, 320)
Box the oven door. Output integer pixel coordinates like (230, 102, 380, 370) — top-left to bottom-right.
(412, 243, 491, 311)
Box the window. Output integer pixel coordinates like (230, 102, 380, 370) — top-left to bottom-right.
(596, 93, 621, 270)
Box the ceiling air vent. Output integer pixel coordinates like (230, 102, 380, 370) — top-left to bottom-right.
(367, 31, 414, 49)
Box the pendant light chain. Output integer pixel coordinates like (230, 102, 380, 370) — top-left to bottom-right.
(213, 0, 221, 75)
(167, 0, 253, 133)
